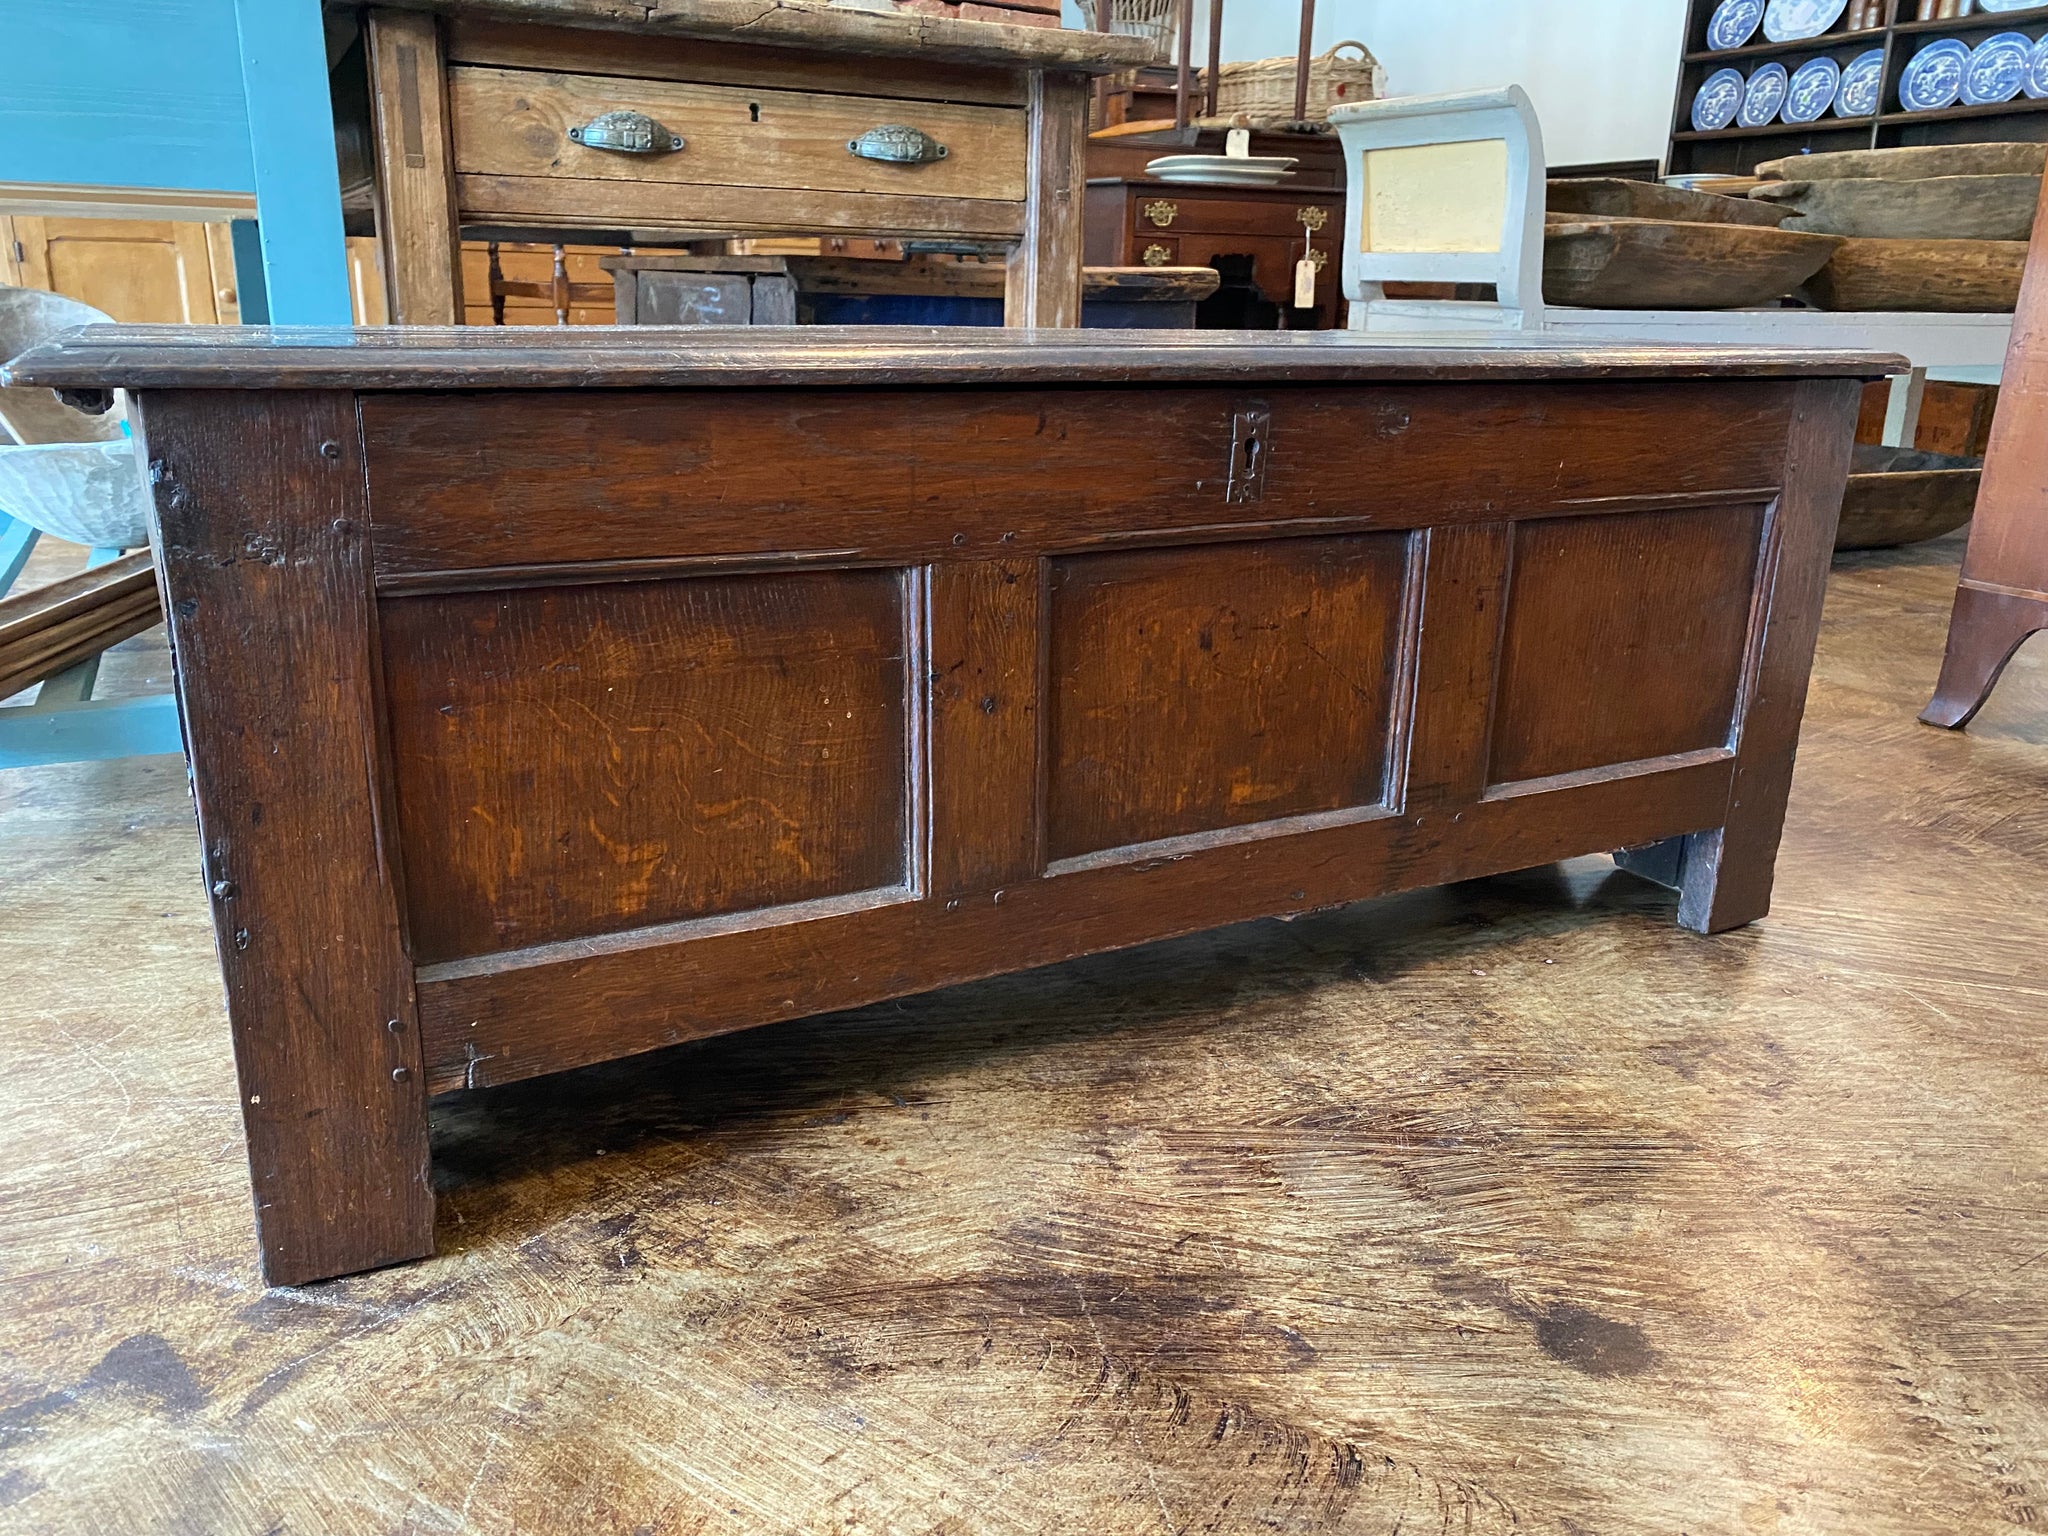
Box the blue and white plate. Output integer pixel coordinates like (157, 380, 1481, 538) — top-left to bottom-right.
(1763, 0, 1847, 43)
(1707, 0, 1765, 49)
(1900, 38, 1970, 112)
(2029, 35, 2048, 99)
(1963, 32, 2034, 104)
(1976, 0, 2048, 12)
(1740, 62, 1791, 126)
(1835, 48, 1884, 116)
(1693, 67, 1747, 130)
(1784, 55, 1842, 122)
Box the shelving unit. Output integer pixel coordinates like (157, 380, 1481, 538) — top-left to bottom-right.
(1667, 0, 2048, 177)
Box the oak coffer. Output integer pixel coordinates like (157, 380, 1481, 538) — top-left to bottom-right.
(3, 327, 1893, 1285)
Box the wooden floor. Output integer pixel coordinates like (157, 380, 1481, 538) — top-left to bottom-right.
(2, 529, 2045, 1534)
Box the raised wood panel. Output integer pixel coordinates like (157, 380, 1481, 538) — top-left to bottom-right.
(1045, 536, 1410, 863)
(448, 67, 1027, 203)
(1487, 504, 1767, 787)
(418, 755, 1741, 1094)
(9, 216, 227, 323)
(927, 559, 1043, 896)
(380, 569, 911, 964)
(359, 383, 1798, 578)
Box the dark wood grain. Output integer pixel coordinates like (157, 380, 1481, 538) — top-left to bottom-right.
(1668, 379, 1864, 933)
(927, 559, 1041, 898)
(354, 383, 1804, 575)
(1044, 536, 1408, 862)
(1488, 505, 1767, 786)
(14, 517, 2048, 1531)
(1, 324, 1903, 392)
(416, 755, 1738, 1093)
(380, 570, 910, 963)
(102, 339, 1872, 1281)
(131, 390, 433, 1286)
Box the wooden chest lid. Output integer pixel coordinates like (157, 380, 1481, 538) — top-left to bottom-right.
(3, 324, 1904, 393)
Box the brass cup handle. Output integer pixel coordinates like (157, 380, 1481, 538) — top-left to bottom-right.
(568, 110, 685, 154)
(847, 125, 949, 165)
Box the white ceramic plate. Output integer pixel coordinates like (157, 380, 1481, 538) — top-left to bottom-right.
(1693, 67, 1747, 131)
(1144, 155, 1298, 175)
(1900, 38, 1969, 112)
(1707, 0, 1765, 49)
(1739, 62, 1791, 126)
(1962, 32, 2034, 105)
(1763, 0, 1847, 43)
(1784, 55, 1842, 122)
(1976, 0, 2048, 12)
(1146, 168, 1295, 186)
(1835, 48, 1884, 116)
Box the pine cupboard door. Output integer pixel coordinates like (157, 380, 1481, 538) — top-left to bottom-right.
(3, 217, 239, 323)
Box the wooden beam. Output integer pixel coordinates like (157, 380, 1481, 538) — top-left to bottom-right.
(1003, 70, 1089, 327)
(0, 551, 160, 703)
(368, 9, 465, 325)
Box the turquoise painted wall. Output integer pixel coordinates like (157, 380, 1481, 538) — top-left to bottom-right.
(0, 0, 256, 191)
(0, 0, 350, 323)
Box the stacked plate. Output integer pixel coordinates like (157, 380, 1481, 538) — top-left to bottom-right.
(1899, 31, 2048, 112)
(1144, 154, 1298, 187)
(1694, 53, 1880, 129)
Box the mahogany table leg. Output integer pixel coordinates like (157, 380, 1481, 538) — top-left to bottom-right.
(1921, 584, 2048, 729)
(137, 391, 435, 1286)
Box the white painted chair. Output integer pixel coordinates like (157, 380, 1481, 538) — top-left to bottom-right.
(1326, 87, 2012, 441)
(1330, 85, 1546, 333)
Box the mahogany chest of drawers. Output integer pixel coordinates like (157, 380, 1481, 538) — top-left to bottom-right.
(5, 327, 1889, 1283)
(1083, 179, 1348, 328)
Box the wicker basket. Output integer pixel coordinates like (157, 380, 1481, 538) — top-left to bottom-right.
(1203, 40, 1385, 123)
(1074, 0, 1176, 53)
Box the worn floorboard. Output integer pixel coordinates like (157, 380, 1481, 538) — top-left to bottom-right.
(1, 531, 2044, 1535)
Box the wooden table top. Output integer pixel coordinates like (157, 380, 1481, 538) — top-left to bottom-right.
(6, 325, 1905, 393)
(345, 0, 1159, 72)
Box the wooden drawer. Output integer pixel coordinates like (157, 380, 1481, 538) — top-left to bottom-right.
(449, 66, 1027, 206)
(1132, 193, 1341, 240)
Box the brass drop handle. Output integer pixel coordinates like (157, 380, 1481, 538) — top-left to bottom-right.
(847, 124, 949, 165)
(568, 110, 684, 154)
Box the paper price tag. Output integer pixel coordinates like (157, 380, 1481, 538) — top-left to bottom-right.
(1294, 257, 1317, 309)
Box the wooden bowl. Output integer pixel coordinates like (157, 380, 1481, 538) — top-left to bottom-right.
(1836, 445, 1981, 551)
(1543, 219, 1842, 310)
(1749, 175, 2043, 241)
(1549, 177, 1792, 228)
(1805, 238, 2028, 313)
(1757, 143, 2048, 183)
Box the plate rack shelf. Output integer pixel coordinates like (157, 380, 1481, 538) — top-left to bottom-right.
(1667, 0, 2048, 177)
